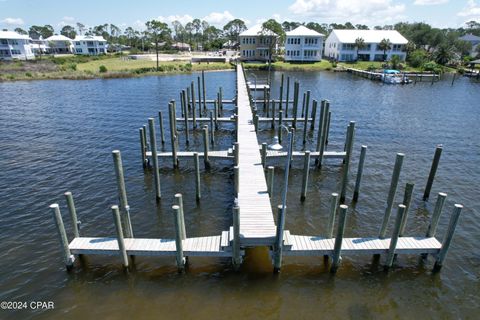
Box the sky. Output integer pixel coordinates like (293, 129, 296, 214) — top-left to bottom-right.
(1, 0, 479, 32)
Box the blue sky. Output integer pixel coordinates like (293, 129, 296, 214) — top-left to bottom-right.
(1, 0, 479, 32)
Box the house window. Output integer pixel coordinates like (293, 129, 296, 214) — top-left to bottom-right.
(0, 39, 8, 45)
(87, 41, 94, 46)
(11, 49, 21, 54)
(76, 48, 83, 53)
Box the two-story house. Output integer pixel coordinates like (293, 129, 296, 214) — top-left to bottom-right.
(239, 25, 278, 61)
(73, 35, 107, 55)
(324, 30, 408, 62)
(285, 26, 324, 62)
(0, 31, 35, 60)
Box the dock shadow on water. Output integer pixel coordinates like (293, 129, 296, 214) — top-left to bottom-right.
(0, 69, 479, 319)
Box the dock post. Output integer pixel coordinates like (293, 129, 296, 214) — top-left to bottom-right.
(202, 125, 210, 169)
(232, 204, 242, 268)
(219, 87, 223, 111)
(158, 111, 165, 144)
(316, 100, 330, 168)
(310, 100, 317, 131)
(182, 90, 188, 116)
(234, 142, 239, 166)
(197, 76, 202, 115)
(175, 194, 187, 240)
(327, 193, 339, 238)
(292, 82, 299, 129)
(426, 192, 447, 238)
(214, 100, 219, 129)
(285, 76, 290, 117)
(301, 92, 306, 118)
(64, 192, 79, 238)
(271, 101, 276, 129)
(279, 73, 284, 111)
(302, 92, 310, 144)
(385, 204, 406, 269)
(273, 205, 286, 273)
(423, 145, 443, 201)
(340, 122, 355, 203)
(186, 87, 191, 112)
(278, 110, 283, 144)
(234, 166, 239, 195)
(315, 100, 326, 153)
(194, 152, 201, 201)
(50, 203, 75, 269)
(434, 204, 463, 271)
(325, 111, 331, 145)
(112, 150, 134, 237)
(331, 204, 348, 273)
(142, 125, 149, 167)
(172, 205, 186, 272)
(261, 143, 267, 169)
(300, 151, 311, 201)
(180, 91, 185, 117)
(353, 145, 368, 202)
(111, 205, 129, 268)
(399, 183, 415, 236)
(139, 128, 147, 168)
(267, 166, 274, 198)
(148, 119, 162, 202)
(254, 114, 259, 132)
(170, 103, 179, 168)
(191, 81, 197, 128)
(202, 70, 206, 112)
(379, 153, 405, 238)
(209, 110, 215, 145)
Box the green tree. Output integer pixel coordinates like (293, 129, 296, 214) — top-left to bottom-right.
(145, 20, 171, 70)
(378, 38, 392, 61)
(223, 19, 247, 44)
(76, 22, 85, 35)
(354, 37, 365, 60)
(261, 19, 284, 85)
(60, 25, 77, 39)
(434, 44, 453, 65)
(305, 22, 327, 35)
(28, 25, 53, 39)
(390, 54, 401, 69)
(14, 27, 27, 35)
(355, 24, 369, 30)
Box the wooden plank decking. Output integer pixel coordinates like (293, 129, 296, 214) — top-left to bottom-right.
(281, 233, 442, 256)
(69, 235, 233, 257)
(237, 65, 277, 246)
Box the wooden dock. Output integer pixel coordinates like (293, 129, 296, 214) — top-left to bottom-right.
(236, 64, 277, 246)
(51, 64, 464, 274)
(346, 67, 440, 82)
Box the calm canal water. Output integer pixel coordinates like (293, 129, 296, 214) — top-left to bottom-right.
(0, 70, 479, 319)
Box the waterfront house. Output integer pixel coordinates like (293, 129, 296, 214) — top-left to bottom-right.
(73, 35, 107, 55)
(324, 30, 408, 62)
(0, 30, 35, 60)
(30, 37, 49, 55)
(285, 26, 324, 62)
(239, 25, 278, 61)
(46, 35, 74, 54)
(459, 34, 480, 57)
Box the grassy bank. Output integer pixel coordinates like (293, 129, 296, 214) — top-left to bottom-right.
(0, 56, 234, 82)
(244, 60, 333, 71)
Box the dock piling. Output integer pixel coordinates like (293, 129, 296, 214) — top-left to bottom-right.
(379, 153, 405, 238)
(191, 81, 197, 128)
(261, 143, 267, 168)
(385, 204, 406, 269)
(202, 70, 206, 112)
(279, 74, 284, 111)
(302, 91, 310, 144)
(148, 119, 162, 202)
(172, 205, 186, 271)
(300, 151, 311, 201)
(267, 166, 274, 198)
(340, 122, 355, 203)
(327, 193, 339, 238)
(112, 150, 134, 236)
(278, 110, 283, 143)
(50, 203, 75, 269)
(64, 192, 80, 238)
(168, 103, 179, 168)
(426, 192, 447, 237)
(285, 76, 290, 117)
(433, 204, 463, 271)
(158, 111, 165, 144)
(194, 152, 201, 201)
(273, 205, 286, 273)
(111, 205, 129, 268)
(292, 82, 299, 129)
(399, 183, 415, 236)
(175, 194, 187, 240)
(353, 145, 368, 202)
(232, 204, 242, 268)
(209, 111, 215, 145)
(331, 204, 348, 273)
(139, 128, 147, 168)
(423, 145, 443, 201)
(234, 166, 239, 195)
(202, 125, 210, 169)
(310, 100, 317, 131)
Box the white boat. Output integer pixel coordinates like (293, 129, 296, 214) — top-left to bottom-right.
(381, 69, 411, 84)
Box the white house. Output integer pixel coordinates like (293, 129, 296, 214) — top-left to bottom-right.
(239, 25, 278, 61)
(46, 35, 74, 54)
(459, 34, 480, 57)
(0, 31, 35, 60)
(285, 26, 324, 62)
(73, 35, 107, 55)
(324, 30, 408, 62)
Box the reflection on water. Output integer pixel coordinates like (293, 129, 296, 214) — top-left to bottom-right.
(0, 70, 478, 319)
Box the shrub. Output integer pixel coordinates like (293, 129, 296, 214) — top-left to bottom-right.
(25, 72, 32, 77)
(422, 61, 443, 73)
(367, 64, 376, 71)
(99, 65, 107, 73)
(408, 49, 428, 68)
(331, 61, 337, 68)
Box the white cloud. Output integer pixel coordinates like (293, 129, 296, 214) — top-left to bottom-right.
(133, 19, 146, 30)
(457, 0, 480, 18)
(288, 0, 406, 26)
(157, 14, 193, 25)
(1, 17, 24, 25)
(414, 0, 448, 5)
(62, 16, 75, 22)
(57, 16, 76, 27)
(202, 11, 234, 26)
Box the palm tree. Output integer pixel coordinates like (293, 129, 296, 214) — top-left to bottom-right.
(378, 38, 392, 61)
(355, 37, 365, 61)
